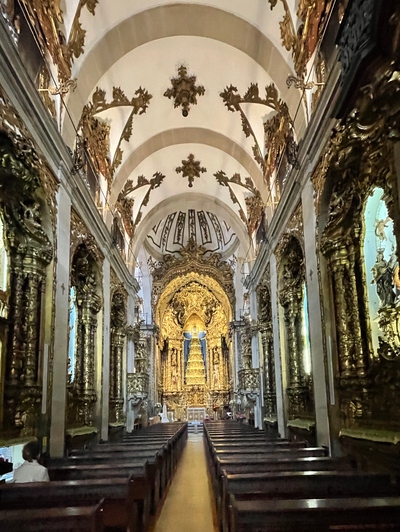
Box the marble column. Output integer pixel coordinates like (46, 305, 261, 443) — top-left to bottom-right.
(49, 184, 71, 457)
(301, 179, 331, 449)
(270, 253, 287, 438)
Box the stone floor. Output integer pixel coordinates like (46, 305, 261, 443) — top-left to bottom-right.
(151, 432, 218, 532)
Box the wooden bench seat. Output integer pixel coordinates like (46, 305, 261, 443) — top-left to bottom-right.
(222, 470, 400, 528)
(229, 494, 400, 532)
(0, 500, 105, 531)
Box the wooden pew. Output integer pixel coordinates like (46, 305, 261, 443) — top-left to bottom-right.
(229, 494, 400, 532)
(221, 470, 400, 532)
(0, 479, 133, 530)
(0, 499, 105, 531)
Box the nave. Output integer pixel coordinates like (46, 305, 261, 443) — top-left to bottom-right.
(151, 431, 217, 532)
(2, 420, 400, 531)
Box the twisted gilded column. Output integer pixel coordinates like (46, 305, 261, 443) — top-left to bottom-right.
(260, 324, 276, 416)
(110, 330, 125, 423)
(7, 264, 24, 385)
(326, 242, 366, 377)
(24, 272, 41, 386)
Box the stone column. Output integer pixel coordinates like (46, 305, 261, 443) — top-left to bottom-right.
(270, 253, 287, 438)
(49, 185, 71, 457)
(100, 258, 110, 441)
(301, 179, 331, 449)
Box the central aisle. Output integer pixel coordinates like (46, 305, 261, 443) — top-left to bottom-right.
(151, 431, 218, 532)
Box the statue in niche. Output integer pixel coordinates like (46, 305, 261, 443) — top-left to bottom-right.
(21, 201, 41, 230)
(371, 249, 396, 308)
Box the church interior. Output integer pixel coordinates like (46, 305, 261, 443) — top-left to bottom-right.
(1, 0, 400, 529)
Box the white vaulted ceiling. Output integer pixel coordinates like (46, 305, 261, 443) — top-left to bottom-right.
(57, 0, 307, 265)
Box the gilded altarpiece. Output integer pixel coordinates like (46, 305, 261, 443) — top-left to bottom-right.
(109, 271, 127, 424)
(315, 61, 400, 434)
(257, 265, 277, 418)
(0, 88, 57, 438)
(151, 241, 234, 419)
(276, 206, 314, 421)
(67, 212, 103, 428)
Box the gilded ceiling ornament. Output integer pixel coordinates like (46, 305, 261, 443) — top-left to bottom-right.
(164, 65, 205, 117)
(268, 0, 332, 79)
(214, 171, 264, 235)
(115, 172, 165, 239)
(220, 83, 294, 186)
(78, 86, 153, 190)
(18, 0, 98, 83)
(176, 154, 206, 188)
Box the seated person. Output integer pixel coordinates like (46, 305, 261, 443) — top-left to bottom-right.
(13, 440, 49, 483)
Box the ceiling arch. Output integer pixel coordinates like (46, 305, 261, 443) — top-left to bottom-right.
(109, 128, 264, 204)
(63, 3, 305, 146)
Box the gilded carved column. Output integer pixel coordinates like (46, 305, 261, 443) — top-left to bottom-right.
(323, 239, 366, 378)
(69, 234, 104, 428)
(24, 272, 41, 386)
(109, 286, 127, 424)
(8, 264, 24, 385)
(278, 240, 310, 419)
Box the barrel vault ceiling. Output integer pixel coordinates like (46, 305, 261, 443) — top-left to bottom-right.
(22, 0, 317, 270)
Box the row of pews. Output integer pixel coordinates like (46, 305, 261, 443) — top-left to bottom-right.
(0, 422, 188, 531)
(204, 421, 400, 532)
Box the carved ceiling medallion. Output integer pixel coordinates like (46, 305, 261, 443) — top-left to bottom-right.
(176, 154, 206, 187)
(164, 65, 205, 117)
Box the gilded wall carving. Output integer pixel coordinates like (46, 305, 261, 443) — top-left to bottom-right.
(316, 60, 400, 429)
(149, 239, 235, 317)
(67, 211, 103, 427)
(0, 88, 57, 438)
(257, 265, 277, 417)
(276, 204, 314, 420)
(109, 271, 127, 424)
(17, 0, 98, 83)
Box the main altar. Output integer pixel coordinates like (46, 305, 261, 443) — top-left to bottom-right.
(153, 242, 234, 421)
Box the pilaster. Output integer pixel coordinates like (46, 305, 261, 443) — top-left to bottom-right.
(49, 185, 71, 457)
(302, 179, 331, 449)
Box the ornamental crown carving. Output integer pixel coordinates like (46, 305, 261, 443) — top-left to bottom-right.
(164, 65, 205, 117)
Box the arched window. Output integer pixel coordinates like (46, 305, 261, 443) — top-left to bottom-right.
(302, 282, 312, 375)
(363, 187, 397, 355)
(67, 286, 77, 383)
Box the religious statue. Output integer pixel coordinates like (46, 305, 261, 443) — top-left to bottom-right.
(371, 250, 396, 308)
